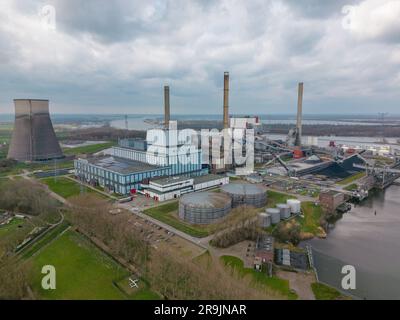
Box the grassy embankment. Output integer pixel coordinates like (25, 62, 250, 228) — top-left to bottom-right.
(337, 172, 366, 185)
(41, 177, 95, 199)
(220, 255, 298, 300)
(311, 282, 349, 300)
(297, 202, 323, 235)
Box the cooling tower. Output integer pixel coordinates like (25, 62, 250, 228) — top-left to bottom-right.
(8, 99, 63, 162)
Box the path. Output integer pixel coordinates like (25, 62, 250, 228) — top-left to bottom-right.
(276, 270, 316, 300)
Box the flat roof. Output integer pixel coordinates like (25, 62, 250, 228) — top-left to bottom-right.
(193, 174, 226, 184)
(150, 175, 192, 186)
(150, 174, 226, 187)
(86, 156, 163, 175)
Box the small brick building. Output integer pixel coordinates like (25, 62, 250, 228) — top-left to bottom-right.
(319, 190, 345, 213)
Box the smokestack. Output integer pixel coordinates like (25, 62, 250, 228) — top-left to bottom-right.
(223, 72, 229, 129)
(295, 82, 304, 146)
(164, 85, 170, 128)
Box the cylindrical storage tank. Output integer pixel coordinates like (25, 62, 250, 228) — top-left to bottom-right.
(287, 199, 301, 214)
(277, 203, 291, 220)
(221, 183, 267, 208)
(266, 208, 280, 224)
(258, 212, 271, 228)
(179, 191, 232, 225)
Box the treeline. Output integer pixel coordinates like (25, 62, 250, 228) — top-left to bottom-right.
(0, 255, 32, 299)
(0, 180, 60, 218)
(210, 206, 261, 248)
(67, 195, 149, 270)
(272, 220, 301, 245)
(147, 248, 280, 300)
(59, 126, 146, 142)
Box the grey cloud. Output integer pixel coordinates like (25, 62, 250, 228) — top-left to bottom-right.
(0, 0, 399, 115)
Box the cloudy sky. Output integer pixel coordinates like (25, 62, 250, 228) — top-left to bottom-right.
(0, 0, 399, 115)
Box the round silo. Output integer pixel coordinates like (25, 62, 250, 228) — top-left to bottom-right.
(287, 199, 301, 214)
(179, 191, 232, 225)
(277, 203, 291, 219)
(266, 208, 281, 224)
(258, 212, 271, 228)
(221, 183, 267, 208)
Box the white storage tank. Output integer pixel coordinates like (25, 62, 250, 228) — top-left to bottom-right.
(258, 212, 271, 228)
(277, 203, 291, 219)
(266, 208, 280, 224)
(287, 199, 301, 214)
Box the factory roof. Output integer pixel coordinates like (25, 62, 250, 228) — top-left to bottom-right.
(193, 174, 226, 184)
(86, 156, 163, 174)
(150, 175, 192, 186)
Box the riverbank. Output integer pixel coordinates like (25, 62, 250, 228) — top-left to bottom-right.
(304, 185, 400, 299)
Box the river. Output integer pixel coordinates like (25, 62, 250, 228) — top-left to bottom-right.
(305, 185, 400, 299)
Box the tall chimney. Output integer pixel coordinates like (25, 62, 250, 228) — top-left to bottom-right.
(223, 72, 229, 129)
(295, 82, 304, 146)
(164, 85, 170, 128)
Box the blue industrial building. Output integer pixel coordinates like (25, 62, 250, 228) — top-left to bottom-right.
(74, 135, 207, 195)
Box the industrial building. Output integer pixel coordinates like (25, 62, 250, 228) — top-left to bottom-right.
(221, 183, 267, 208)
(75, 133, 206, 194)
(319, 190, 345, 213)
(179, 191, 232, 225)
(141, 174, 229, 201)
(8, 99, 63, 162)
(74, 86, 207, 195)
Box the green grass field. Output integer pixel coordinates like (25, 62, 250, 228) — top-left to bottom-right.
(311, 282, 345, 300)
(220, 255, 297, 300)
(41, 177, 94, 199)
(143, 201, 210, 238)
(0, 217, 26, 239)
(30, 229, 131, 299)
(337, 172, 366, 185)
(63, 142, 115, 156)
(297, 202, 323, 234)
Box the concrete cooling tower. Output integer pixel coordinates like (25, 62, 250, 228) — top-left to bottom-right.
(8, 99, 63, 162)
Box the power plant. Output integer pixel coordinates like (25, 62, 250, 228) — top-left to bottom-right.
(7, 99, 63, 162)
